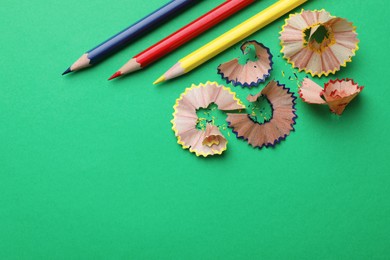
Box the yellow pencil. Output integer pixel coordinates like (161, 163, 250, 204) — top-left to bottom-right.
(154, 0, 308, 84)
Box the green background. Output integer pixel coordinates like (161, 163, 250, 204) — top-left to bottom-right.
(1, 0, 389, 258)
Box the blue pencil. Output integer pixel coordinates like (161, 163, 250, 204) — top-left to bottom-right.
(63, 0, 198, 75)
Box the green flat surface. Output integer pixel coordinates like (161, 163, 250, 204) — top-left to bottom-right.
(1, 0, 389, 258)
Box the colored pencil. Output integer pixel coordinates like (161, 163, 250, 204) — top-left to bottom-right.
(109, 0, 256, 80)
(154, 0, 308, 84)
(62, 0, 198, 75)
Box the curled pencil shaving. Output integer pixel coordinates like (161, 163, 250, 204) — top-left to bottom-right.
(202, 124, 226, 148)
(226, 80, 297, 148)
(217, 40, 273, 87)
(280, 9, 359, 77)
(299, 78, 327, 104)
(172, 81, 245, 157)
(299, 78, 364, 115)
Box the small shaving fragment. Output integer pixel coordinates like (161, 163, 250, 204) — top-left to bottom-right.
(299, 78, 363, 115)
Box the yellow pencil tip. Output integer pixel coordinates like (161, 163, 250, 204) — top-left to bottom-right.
(153, 75, 165, 85)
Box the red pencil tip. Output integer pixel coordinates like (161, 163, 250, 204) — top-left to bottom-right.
(108, 71, 122, 80)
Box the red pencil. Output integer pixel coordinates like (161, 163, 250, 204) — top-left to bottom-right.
(109, 0, 255, 80)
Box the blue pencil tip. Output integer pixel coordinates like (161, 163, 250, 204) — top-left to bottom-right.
(62, 68, 72, 75)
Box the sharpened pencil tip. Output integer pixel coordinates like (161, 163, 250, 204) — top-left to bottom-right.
(108, 71, 122, 81)
(153, 75, 166, 85)
(62, 68, 72, 75)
